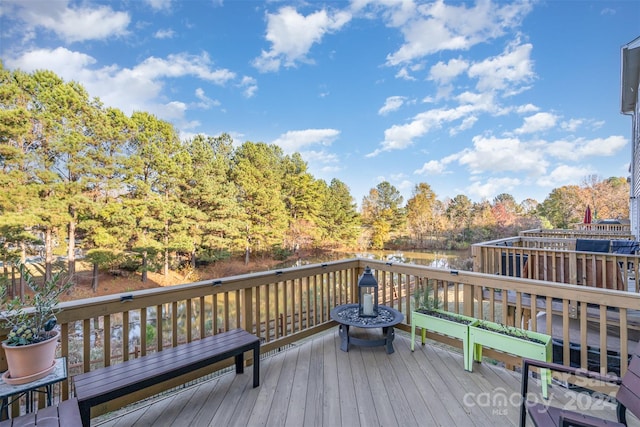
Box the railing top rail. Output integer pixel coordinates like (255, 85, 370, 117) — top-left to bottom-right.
(473, 236, 637, 249)
(53, 258, 361, 322)
(360, 259, 640, 310)
(470, 236, 522, 246)
(42, 256, 640, 325)
(519, 228, 633, 238)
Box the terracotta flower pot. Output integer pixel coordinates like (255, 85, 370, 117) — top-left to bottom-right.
(2, 330, 59, 384)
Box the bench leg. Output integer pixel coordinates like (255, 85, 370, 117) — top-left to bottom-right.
(253, 344, 260, 388)
(234, 353, 244, 374)
(78, 401, 91, 427)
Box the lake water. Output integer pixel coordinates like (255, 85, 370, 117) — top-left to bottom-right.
(276, 248, 472, 270)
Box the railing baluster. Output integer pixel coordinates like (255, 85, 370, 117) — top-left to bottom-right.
(170, 302, 177, 347)
(198, 297, 205, 339)
(156, 304, 163, 351)
(139, 309, 146, 356)
(223, 292, 230, 332)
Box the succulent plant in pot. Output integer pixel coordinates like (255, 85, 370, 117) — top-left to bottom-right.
(0, 264, 72, 384)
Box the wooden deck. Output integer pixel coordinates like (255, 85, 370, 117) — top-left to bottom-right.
(93, 328, 635, 427)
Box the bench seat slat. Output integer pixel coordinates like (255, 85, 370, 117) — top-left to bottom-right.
(76, 332, 254, 391)
(75, 329, 258, 400)
(74, 328, 259, 427)
(75, 340, 255, 400)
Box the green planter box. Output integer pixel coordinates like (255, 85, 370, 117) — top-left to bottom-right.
(469, 321, 552, 398)
(411, 309, 479, 371)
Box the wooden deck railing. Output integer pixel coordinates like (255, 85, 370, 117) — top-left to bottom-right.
(4, 258, 640, 418)
(573, 223, 631, 232)
(472, 235, 640, 292)
(521, 227, 633, 240)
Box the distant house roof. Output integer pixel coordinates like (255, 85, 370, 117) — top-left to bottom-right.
(621, 36, 640, 114)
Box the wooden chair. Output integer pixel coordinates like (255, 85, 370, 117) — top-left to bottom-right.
(519, 343, 640, 426)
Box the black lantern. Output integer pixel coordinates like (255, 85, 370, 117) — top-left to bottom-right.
(358, 266, 378, 317)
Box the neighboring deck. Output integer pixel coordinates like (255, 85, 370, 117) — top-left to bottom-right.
(93, 328, 633, 427)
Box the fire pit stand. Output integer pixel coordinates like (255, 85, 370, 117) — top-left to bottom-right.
(330, 303, 404, 354)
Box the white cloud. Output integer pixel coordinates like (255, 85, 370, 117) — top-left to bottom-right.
(302, 149, 342, 174)
(239, 76, 258, 98)
(5, 0, 130, 43)
(449, 116, 478, 135)
(144, 0, 172, 11)
(5, 48, 239, 127)
(368, 118, 429, 156)
(253, 6, 352, 72)
(155, 101, 188, 121)
(515, 104, 539, 114)
(428, 57, 469, 84)
(134, 53, 235, 83)
(515, 112, 558, 134)
(303, 150, 340, 163)
(466, 177, 521, 200)
(579, 136, 627, 156)
(369, 98, 497, 157)
(271, 129, 340, 154)
(395, 67, 416, 80)
(154, 29, 175, 39)
(414, 160, 447, 175)
(396, 179, 414, 192)
(458, 134, 548, 175)
(6, 47, 97, 74)
(547, 136, 628, 160)
(467, 41, 535, 94)
(560, 118, 583, 132)
(379, 96, 406, 115)
(384, 0, 533, 65)
(537, 165, 594, 187)
(194, 88, 220, 109)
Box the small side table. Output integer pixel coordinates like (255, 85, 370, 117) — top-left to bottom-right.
(0, 357, 67, 420)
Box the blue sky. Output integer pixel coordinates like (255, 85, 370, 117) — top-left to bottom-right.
(1, 0, 639, 208)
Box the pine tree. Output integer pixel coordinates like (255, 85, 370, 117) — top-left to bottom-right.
(232, 142, 288, 261)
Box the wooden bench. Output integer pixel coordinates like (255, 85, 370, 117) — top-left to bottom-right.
(73, 328, 260, 427)
(0, 398, 82, 426)
(519, 342, 640, 426)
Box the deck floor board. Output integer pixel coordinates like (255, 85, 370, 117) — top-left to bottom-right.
(94, 328, 639, 427)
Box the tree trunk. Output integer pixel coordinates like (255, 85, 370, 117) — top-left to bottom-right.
(164, 220, 169, 276)
(44, 228, 53, 282)
(67, 207, 76, 283)
(92, 262, 99, 292)
(19, 242, 26, 300)
(141, 252, 147, 282)
(10, 265, 16, 300)
(245, 225, 250, 265)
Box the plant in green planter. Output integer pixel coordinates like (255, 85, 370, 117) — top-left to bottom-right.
(0, 264, 72, 384)
(469, 319, 552, 397)
(411, 281, 479, 371)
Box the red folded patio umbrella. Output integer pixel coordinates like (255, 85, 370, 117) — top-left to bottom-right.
(584, 205, 592, 224)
